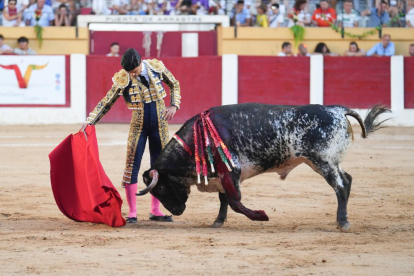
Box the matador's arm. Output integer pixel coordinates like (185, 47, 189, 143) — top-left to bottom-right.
(162, 66, 181, 109)
(86, 69, 129, 125)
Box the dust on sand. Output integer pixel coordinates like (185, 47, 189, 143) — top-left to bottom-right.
(0, 124, 413, 275)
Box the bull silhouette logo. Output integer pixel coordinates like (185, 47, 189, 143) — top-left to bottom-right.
(0, 63, 48, 88)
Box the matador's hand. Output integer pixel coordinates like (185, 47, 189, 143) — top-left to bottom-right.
(164, 106, 177, 121)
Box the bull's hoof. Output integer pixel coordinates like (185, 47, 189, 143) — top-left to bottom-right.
(211, 221, 224, 228)
(337, 221, 351, 232)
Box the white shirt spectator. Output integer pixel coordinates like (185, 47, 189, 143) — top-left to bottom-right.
(106, 53, 120, 57)
(14, 48, 36, 55)
(278, 52, 287, 56)
(337, 10, 360, 27)
(25, 4, 55, 26)
(209, 0, 226, 15)
(92, 0, 111, 15)
(268, 12, 284, 27)
(0, 44, 13, 52)
(112, 0, 130, 14)
(2, 6, 25, 27)
(406, 7, 414, 27)
(3, 0, 29, 11)
(287, 10, 310, 27)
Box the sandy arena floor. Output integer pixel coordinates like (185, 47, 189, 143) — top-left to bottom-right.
(0, 123, 413, 275)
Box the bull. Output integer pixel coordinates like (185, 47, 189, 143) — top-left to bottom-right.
(136, 103, 390, 232)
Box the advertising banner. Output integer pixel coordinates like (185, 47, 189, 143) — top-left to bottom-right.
(0, 55, 66, 105)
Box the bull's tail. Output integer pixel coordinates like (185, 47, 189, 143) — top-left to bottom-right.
(343, 105, 391, 139)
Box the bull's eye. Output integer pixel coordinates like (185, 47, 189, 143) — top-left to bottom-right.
(159, 185, 166, 195)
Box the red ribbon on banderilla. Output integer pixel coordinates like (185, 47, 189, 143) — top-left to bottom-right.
(193, 110, 235, 185)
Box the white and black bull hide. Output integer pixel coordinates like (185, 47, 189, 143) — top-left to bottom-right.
(138, 103, 390, 232)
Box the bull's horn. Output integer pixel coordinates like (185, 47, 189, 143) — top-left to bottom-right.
(136, 170, 159, 196)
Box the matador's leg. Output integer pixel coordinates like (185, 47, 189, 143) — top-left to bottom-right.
(123, 107, 147, 223)
(148, 100, 172, 221)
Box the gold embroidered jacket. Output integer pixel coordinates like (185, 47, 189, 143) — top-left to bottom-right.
(86, 59, 181, 125)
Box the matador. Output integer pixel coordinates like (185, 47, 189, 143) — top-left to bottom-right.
(83, 48, 181, 223)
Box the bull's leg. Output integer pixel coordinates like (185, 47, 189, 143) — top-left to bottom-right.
(211, 192, 228, 228)
(216, 161, 269, 222)
(322, 166, 352, 232)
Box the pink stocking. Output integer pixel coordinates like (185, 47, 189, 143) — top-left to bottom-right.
(151, 195, 165, 216)
(125, 184, 137, 218)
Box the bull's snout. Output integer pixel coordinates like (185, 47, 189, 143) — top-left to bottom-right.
(171, 205, 186, 216)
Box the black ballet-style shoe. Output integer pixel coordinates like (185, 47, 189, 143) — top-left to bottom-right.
(149, 213, 173, 222)
(126, 217, 137, 224)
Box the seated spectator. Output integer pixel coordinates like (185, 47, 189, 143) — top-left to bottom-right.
(177, 0, 193, 15)
(50, 0, 73, 11)
(330, 0, 361, 13)
(2, 0, 25, 27)
(54, 4, 71, 26)
(366, 34, 395, 56)
(92, 0, 111, 15)
(0, 34, 14, 55)
(13, 36, 36, 55)
(409, 44, 414, 56)
(278, 42, 293, 56)
(193, 0, 210, 15)
(107, 42, 120, 57)
(297, 43, 311, 56)
(207, 0, 226, 15)
(313, 42, 339, 55)
(288, 0, 311, 27)
(388, 0, 404, 26)
(311, 0, 336, 27)
(3, 0, 29, 12)
(256, 4, 268, 27)
(268, 3, 284, 27)
(25, 0, 55, 27)
(112, 0, 129, 14)
(406, 1, 414, 27)
(361, 0, 389, 28)
(337, 0, 360, 27)
(230, 0, 252, 26)
(343, 41, 366, 56)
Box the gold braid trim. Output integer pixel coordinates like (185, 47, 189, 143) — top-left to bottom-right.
(86, 84, 121, 125)
(112, 69, 130, 89)
(156, 99, 170, 149)
(144, 59, 165, 74)
(162, 67, 181, 109)
(122, 105, 144, 187)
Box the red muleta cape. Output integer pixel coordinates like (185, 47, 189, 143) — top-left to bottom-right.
(49, 126, 126, 227)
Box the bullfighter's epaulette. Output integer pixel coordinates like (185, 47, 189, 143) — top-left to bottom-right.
(144, 59, 165, 73)
(112, 69, 130, 89)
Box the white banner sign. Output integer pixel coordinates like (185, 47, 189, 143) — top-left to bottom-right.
(0, 55, 66, 105)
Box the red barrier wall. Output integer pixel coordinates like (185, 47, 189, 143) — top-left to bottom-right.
(324, 57, 391, 108)
(90, 31, 217, 57)
(238, 56, 310, 105)
(404, 57, 414, 109)
(86, 56, 222, 123)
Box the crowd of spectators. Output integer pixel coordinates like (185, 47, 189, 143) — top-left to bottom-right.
(230, 0, 414, 28)
(0, 0, 412, 27)
(275, 34, 414, 56)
